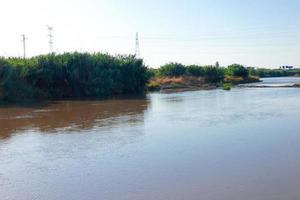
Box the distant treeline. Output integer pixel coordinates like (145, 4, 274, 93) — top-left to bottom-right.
(0, 53, 148, 102)
(147, 63, 300, 91)
(148, 63, 251, 80)
(149, 62, 300, 79)
(248, 67, 300, 77)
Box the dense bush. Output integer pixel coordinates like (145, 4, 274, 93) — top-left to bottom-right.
(158, 63, 225, 83)
(159, 63, 186, 77)
(226, 64, 249, 77)
(202, 65, 225, 82)
(186, 65, 205, 76)
(0, 53, 148, 102)
(0, 58, 39, 101)
(154, 62, 300, 84)
(147, 68, 160, 79)
(248, 67, 300, 77)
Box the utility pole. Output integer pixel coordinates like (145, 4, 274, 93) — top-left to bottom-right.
(135, 32, 140, 58)
(21, 34, 27, 59)
(47, 25, 54, 53)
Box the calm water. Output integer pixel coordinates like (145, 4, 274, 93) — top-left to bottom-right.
(1, 78, 300, 200)
(247, 77, 300, 87)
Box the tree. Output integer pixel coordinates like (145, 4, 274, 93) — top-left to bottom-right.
(159, 63, 186, 77)
(186, 65, 205, 77)
(226, 64, 249, 77)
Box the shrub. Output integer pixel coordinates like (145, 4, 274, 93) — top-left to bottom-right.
(203, 65, 225, 83)
(0, 53, 149, 102)
(226, 64, 249, 77)
(223, 83, 232, 90)
(147, 81, 161, 91)
(186, 65, 205, 77)
(159, 63, 186, 77)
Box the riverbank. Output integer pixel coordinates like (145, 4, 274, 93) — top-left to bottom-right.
(1, 53, 298, 102)
(238, 83, 300, 88)
(237, 77, 300, 89)
(147, 75, 260, 92)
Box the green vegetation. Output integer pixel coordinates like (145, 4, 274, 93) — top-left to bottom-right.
(149, 63, 300, 91)
(0, 53, 148, 102)
(156, 63, 300, 80)
(148, 62, 259, 91)
(147, 81, 161, 92)
(223, 83, 232, 91)
(248, 67, 300, 77)
(159, 63, 186, 77)
(1, 52, 299, 102)
(226, 64, 249, 77)
(158, 63, 225, 83)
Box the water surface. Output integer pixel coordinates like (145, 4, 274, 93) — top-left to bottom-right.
(1, 77, 300, 200)
(247, 76, 300, 87)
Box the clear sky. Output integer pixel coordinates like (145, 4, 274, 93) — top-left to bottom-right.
(0, 0, 299, 68)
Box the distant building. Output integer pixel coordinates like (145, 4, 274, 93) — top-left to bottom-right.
(280, 66, 294, 70)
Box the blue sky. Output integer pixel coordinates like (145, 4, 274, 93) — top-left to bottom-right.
(0, 0, 299, 67)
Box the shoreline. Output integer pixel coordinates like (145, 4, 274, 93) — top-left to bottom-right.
(238, 84, 300, 89)
(148, 75, 261, 93)
(1, 77, 299, 105)
(160, 84, 218, 93)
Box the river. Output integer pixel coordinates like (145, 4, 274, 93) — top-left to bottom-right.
(1, 77, 300, 200)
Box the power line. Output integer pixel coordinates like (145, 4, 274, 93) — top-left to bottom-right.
(47, 25, 54, 53)
(135, 32, 140, 58)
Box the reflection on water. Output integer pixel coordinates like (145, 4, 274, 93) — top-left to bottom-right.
(1, 78, 300, 200)
(0, 99, 148, 139)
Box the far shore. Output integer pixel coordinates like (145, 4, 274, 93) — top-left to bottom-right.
(148, 75, 261, 92)
(238, 83, 300, 89)
(150, 76, 300, 93)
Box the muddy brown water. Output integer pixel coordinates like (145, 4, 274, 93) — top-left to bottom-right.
(1, 77, 300, 200)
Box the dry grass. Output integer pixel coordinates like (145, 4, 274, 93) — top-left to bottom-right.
(224, 76, 260, 84)
(224, 76, 243, 83)
(151, 77, 185, 85)
(150, 76, 206, 85)
(148, 75, 260, 92)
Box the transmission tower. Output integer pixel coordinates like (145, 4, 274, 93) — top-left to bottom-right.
(21, 34, 27, 59)
(135, 32, 140, 58)
(47, 25, 54, 53)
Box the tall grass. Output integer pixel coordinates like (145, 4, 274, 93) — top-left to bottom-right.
(0, 53, 148, 102)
